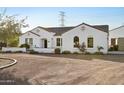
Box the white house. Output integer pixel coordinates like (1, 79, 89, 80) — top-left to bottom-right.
(19, 23, 109, 53)
(109, 25, 124, 51)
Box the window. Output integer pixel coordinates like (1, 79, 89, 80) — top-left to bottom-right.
(74, 36, 79, 47)
(29, 38, 33, 45)
(111, 38, 116, 46)
(25, 38, 33, 45)
(25, 38, 28, 44)
(87, 37, 93, 48)
(56, 38, 60, 46)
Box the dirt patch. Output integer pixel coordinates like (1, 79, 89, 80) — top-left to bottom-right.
(0, 53, 124, 85)
(0, 59, 12, 66)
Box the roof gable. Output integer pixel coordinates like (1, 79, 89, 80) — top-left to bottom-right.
(21, 23, 109, 36)
(110, 25, 124, 31)
(21, 30, 40, 37)
(45, 27, 75, 36)
(81, 23, 109, 33)
(43, 23, 108, 36)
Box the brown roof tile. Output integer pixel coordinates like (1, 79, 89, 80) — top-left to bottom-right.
(22, 23, 109, 36)
(44, 23, 109, 36)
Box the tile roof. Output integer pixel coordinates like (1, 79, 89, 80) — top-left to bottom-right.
(44, 23, 109, 36)
(22, 23, 109, 36)
(45, 27, 75, 36)
(110, 25, 124, 31)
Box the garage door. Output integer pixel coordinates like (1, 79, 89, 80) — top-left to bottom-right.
(118, 38, 124, 51)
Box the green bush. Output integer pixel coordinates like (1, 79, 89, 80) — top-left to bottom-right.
(85, 52, 91, 55)
(0, 42, 7, 50)
(20, 44, 30, 49)
(108, 45, 118, 51)
(73, 51, 79, 54)
(3, 51, 12, 53)
(29, 50, 39, 54)
(108, 47, 113, 51)
(14, 51, 23, 53)
(54, 48, 61, 54)
(94, 52, 103, 55)
(2, 51, 23, 53)
(62, 50, 71, 54)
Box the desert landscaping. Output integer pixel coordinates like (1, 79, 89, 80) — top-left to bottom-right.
(0, 53, 124, 85)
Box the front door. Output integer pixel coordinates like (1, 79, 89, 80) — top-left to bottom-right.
(41, 39, 47, 48)
(44, 39, 47, 48)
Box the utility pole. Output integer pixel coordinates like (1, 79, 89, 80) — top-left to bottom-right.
(59, 11, 65, 27)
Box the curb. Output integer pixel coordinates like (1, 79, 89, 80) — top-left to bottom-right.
(0, 58, 17, 69)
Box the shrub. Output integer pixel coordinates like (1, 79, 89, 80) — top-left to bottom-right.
(54, 48, 61, 54)
(108, 45, 118, 51)
(29, 50, 39, 54)
(62, 50, 71, 54)
(108, 47, 113, 51)
(14, 51, 23, 53)
(94, 52, 103, 55)
(85, 52, 91, 55)
(0, 42, 7, 50)
(20, 44, 30, 49)
(4, 51, 12, 53)
(2, 51, 24, 53)
(113, 45, 118, 51)
(73, 51, 79, 54)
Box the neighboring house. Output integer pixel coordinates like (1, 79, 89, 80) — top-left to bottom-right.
(109, 25, 124, 51)
(19, 23, 109, 53)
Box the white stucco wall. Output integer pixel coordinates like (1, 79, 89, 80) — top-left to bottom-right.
(19, 25, 108, 53)
(2, 47, 26, 52)
(32, 48, 54, 53)
(31, 27, 55, 48)
(19, 27, 55, 48)
(62, 24, 108, 53)
(19, 31, 40, 47)
(109, 26, 124, 46)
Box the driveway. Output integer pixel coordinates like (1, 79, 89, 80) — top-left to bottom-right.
(1, 53, 124, 85)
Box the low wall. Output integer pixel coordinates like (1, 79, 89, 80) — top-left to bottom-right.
(32, 48, 54, 53)
(2, 47, 26, 52)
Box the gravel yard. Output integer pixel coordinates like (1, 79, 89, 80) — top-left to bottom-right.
(0, 53, 124, 85)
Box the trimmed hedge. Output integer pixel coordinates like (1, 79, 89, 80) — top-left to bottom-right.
(94, 52, 103, 55)
(29, 50, 39, 54)
(85, 52, 91, 55)
(108, 45, 118, 51)
(0, 42, 7, 50)
(20, 44, 30, 49)
(54, 48, 61, 54)
(73, 52, 79, 54)
(62, 50, 71, 54)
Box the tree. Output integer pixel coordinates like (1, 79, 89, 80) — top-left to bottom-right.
(0, 9, 28, 47)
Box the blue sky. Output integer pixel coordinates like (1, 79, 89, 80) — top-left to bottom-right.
(0, 7, 124, 32)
